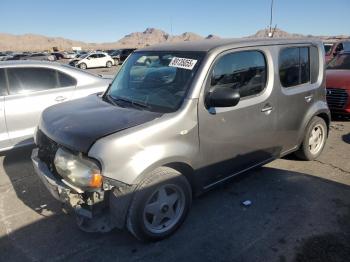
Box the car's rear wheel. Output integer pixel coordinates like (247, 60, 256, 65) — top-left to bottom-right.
(126, 167, 192, 242)
(114, 58, 120, 65)
(106, 61, 112, 68)
(79, 63, 87, 70)
(295, 116, 327, 160)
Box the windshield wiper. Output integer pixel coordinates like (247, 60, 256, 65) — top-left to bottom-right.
(112, 96, 152, 110)
(103, 94, 119, 106)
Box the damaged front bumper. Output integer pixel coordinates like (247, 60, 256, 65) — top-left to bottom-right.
(31, 148, 115, 232)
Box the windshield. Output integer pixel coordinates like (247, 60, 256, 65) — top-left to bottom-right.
(105, 51, 205, 113)
(327, 53, 350, 70)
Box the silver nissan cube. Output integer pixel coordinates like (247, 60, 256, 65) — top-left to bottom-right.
(32, 38, 330, 241)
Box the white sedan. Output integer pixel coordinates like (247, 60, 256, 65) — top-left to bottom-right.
(69, 53, 114, 69)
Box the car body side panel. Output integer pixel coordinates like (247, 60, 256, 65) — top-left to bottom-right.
(0, 96, 11, 149)
(196, 46, 280, 188)
(88, 99, 200, 185)
(0, 62, 110, 150)
(5, 87, 75, 146)
(297, 101, 330, 144)
(275, 43, 327, 153)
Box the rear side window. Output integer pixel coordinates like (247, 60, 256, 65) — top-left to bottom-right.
(7, 68, 58, 94)
(211, 50, 267, 98)
(58, 72, 77, 87)
(279, 47, 310, 87)
(310, 46, 319, 83)
(0, 69, 7, 96)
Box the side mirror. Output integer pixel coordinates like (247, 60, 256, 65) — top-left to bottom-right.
(206, 86, 240, 108)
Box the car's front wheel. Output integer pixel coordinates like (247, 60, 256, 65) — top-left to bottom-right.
(295, 116, 327, 160)
(127, 167, 192, 242)
(106, 61, 112, 68)
(79, 63, 87, 70)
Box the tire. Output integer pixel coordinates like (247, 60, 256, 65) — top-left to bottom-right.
(295, 116, 327, 161)
(126, 167, 192, 242)
(106, 61, 112, 68)
(114, 58, 120, 65)
(79, 63, 87, 70)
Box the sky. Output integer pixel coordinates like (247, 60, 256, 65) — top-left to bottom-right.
(1, 0, 349, 43)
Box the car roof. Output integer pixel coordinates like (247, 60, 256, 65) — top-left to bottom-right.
(0, 60, 60, 67)
(0, 60, 106, 81)
(137, 37, 322, 53)
(0, 60, 97, 75)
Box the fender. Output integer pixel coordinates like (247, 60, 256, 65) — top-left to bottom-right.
(297, 100, 330, 145)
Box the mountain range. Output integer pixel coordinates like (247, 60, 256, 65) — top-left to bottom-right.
(0, 27, 348, 51)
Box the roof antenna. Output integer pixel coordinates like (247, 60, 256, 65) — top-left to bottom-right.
(268, 0, 275, 38)
(170, 16, 173, 37)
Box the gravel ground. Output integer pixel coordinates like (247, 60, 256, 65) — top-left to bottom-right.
(0, 62, 349, 262)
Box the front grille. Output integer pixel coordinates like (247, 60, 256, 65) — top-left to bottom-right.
(36, 129, 59, 176)
(326, 88, 349, 109)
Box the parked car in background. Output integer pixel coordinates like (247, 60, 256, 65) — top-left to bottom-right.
(326, 51, 350, 115)
(32, 38, 329, 241)
(69, 52, 114, 69)
(51, 52, 64, 60)
(325, 40, 350, 63)
(28, 53, 56, 61)
(110, 48, 136, 64)
(0, 53, 13, 61)
(74, 51, 88, 58)
(7, 53, 30, 60)
(106, 49, 117, 55)
(0, 61, 110, 151)
(63, 52, 77, 59)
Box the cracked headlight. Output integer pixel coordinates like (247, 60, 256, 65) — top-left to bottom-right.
(54, 148, 102, 188)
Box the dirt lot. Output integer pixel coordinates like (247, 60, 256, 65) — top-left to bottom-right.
(0, 63, 349, 262)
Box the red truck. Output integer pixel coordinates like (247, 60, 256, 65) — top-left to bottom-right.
(325, 40, 350, 63)
(326, 51, 350, 115)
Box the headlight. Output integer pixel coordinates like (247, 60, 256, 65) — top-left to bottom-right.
(54, 148, 102, 188)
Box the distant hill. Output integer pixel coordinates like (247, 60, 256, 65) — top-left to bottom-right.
(0, 33, 93, 51)
(249, 28, 350, 42)
(0, 27, 349, 52)
(0, 28, 218, 51)
(249, 28, 305, 38)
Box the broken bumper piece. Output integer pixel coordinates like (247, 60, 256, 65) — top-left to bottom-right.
(31, 148, 114, 232)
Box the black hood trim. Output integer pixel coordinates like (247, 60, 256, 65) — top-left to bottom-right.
(39, 94, 162, 153)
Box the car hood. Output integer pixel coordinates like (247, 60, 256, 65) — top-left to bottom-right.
(326, 70, 350, 89)
(39, 94, 162, 153)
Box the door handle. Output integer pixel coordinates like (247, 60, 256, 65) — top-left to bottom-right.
(261, 104, 273, 114)
(305, 95, 313, 103)
(55, 96, 67, 102)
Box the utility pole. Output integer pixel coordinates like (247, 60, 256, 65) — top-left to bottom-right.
(170, 16, 173, 41)
(268, 0, 274, 38)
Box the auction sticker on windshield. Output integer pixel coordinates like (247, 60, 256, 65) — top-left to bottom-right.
(169, 57, 198, 70)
